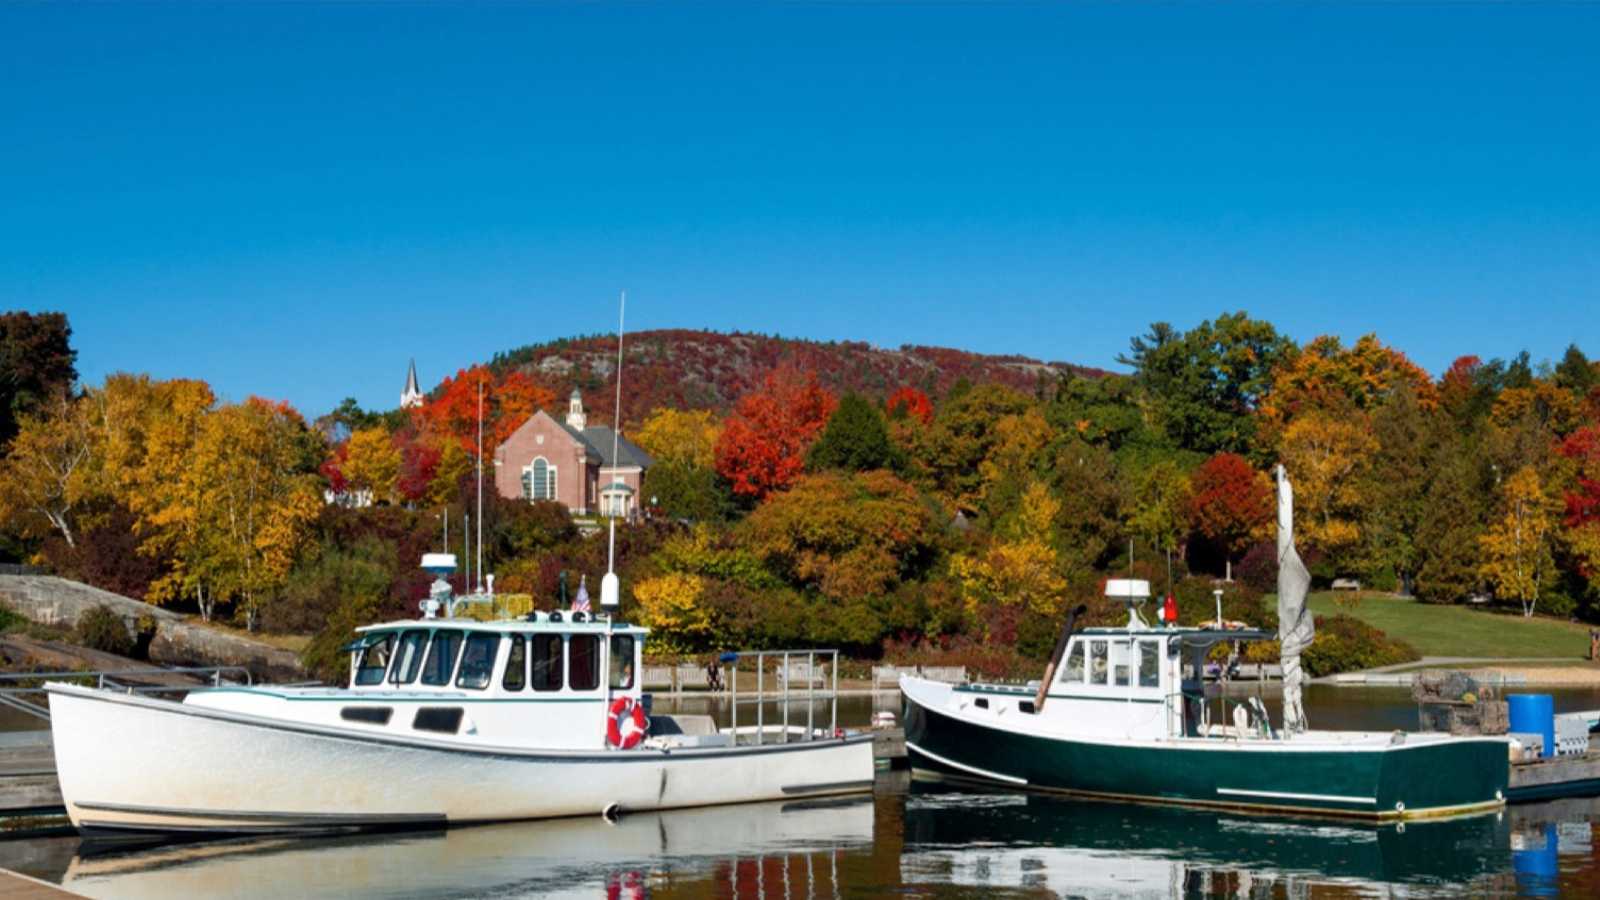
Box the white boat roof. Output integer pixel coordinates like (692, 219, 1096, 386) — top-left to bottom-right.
(356, 617, 649, 636)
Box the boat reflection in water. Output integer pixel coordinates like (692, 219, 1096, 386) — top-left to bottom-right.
(899, 785, 1522, 897)
(60, 795, 875, 900)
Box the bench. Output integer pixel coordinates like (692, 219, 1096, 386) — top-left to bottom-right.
(642, 665, 675, 690)
(675, 663, 711, 691)
(872, 665, 905, 688)
(775, 660, 827, 689)
(1331, 578, 1362, 591)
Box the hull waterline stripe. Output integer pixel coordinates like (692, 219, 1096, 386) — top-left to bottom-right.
(904, 741, 1028, 785)
(780, 780, 875, 795)
(1215, 787, 1375, 806)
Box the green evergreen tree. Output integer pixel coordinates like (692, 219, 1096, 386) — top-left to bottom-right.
(806, 392, 899, 473)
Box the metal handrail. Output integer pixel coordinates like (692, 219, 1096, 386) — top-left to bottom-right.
(0, 665, 254, 721)
(720, 649, 841, 747)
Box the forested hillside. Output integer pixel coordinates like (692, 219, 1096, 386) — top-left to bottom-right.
(485, 329, 1108, 426)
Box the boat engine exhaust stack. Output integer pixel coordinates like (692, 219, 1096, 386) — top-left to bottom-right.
(1033, 603, 1089, 711)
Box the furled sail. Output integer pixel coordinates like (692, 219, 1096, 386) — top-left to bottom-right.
(1276, 464, 1314, 735)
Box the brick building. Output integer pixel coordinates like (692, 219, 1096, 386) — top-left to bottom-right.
(492, 388, 653, 518)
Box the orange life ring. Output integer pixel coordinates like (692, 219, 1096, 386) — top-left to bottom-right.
(606, 696, 648, 750)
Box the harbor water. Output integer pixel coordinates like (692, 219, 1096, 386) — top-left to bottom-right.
(3, 685, 1599, 897)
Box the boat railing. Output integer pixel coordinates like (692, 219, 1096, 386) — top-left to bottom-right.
(0, 665, 254, 721)
(720, 649, 841, 746)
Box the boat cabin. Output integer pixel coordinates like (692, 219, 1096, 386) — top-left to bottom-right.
(345, 612, 647, 703)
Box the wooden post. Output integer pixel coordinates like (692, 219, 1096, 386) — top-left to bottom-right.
(1034, 604, 1088, 711)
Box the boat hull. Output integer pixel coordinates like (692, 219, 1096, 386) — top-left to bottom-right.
(47, 683, 875, 837)
(902, 684, 1507, 821)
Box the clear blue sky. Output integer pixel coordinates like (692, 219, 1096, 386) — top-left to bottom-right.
(2, 2, 1595, 416)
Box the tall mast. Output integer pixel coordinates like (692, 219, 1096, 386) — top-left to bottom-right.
(601, 291, 625, 611)
(476, 377, 485, 592)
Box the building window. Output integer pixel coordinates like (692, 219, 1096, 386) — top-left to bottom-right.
(523, 457, 557, 501)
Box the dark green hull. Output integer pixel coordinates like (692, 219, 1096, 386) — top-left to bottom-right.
(903, 693, 1508, 820)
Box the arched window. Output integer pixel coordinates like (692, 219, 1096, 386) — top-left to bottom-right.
(523, 457, 556, 501)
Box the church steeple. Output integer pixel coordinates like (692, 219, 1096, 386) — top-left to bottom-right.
(566, 387, 586, 430)
(400, 359, 423, 409)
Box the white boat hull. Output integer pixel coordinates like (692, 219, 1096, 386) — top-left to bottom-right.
(47, 683, 875, 836)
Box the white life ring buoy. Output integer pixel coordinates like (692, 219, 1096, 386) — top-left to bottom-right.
(607, 697, 648, 749)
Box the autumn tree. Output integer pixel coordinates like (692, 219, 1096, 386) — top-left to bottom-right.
(1126, 460, 1192, 567)
(1359, 390, 1439, 593)
(641, 460, 734, 523)
(633, 408, 721, 468)
(885, 387, 933, 425)
(915, 383, 1032, 512)
(1278, 410, 1379, 563)
(147, 398, 322, 627)
(714, 368, 836, 501)
(1119, 313, 1294, 454)
(807, 392, 899, 473)
(1557, 425, 1600, 598)
(1257, 333, 1436, 454)
(1187, 453, 1272, 581)
(952, 480, 1071, 627)
(0, 395, 95, 547)
(1479, 465, 1561, 617)
(417, 365, 555, 455)
(741, 469, 937, 600)
(341, 427, 402, 505)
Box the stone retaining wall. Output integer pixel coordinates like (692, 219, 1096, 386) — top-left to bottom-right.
(0, 575, 303, 681)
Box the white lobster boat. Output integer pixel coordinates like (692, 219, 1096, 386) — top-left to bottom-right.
(46, 566, 873, 837)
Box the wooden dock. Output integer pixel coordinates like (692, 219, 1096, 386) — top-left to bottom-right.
(0, 868, 81, 898)
(0, 732, 61, 816)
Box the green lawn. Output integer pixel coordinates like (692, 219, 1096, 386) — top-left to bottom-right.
(1300, 591, 1593, 660)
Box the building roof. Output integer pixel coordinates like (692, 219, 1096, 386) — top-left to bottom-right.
(552, 419, 654, 469)
(404, 359, 420, 396)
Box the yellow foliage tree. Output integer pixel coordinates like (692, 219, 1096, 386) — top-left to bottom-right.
(951, 480, 1069, 625)
(343, 427, 402, 505)
(978, 408, 1051, 495)
(424, 438, 473, 508)
(1479, 465, 1560, 617)
(0, 395, 96, 548)
(631, 572, 715, 650)
(1278, 411, 1378, 558)
(147, 398, 322, 628)
(634, 408, 721, 468)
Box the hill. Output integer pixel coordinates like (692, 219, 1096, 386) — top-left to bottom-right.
(487, 329, 1107, 423)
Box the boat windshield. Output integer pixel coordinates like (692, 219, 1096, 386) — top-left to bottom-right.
(420, 630, 464, 686)
(389, 630, 429, 685)
(354, 634, 395, 686)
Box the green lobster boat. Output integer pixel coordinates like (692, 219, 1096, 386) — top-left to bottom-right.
(902, 466, 1509, 822)
(900, 622, 1509, 821)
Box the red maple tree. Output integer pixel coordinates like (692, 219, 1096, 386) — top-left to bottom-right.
(886, 386, 934, 425)
(415, 365, 556, 455)
(714, 368, 837, 500)
(1187, 452, 1273, 580)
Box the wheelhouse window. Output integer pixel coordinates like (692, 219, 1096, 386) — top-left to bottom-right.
(609, 635, 635, 689)
(354, 633, 395, 686)
(1138, 640, 1161, 689)
(420, 630, 463, 686)
(503, 635, 526, 691)
(531, 633, 564, 691)
(1112, 640, 1132, 687)
(1061, 641, 1085, 685)
(1088, 640, 1109, 686)
(570, 634, 600, 691)
(456, 633, 500, 690)
(390, 630, 429, 685)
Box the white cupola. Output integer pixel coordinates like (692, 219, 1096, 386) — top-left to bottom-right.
(566, 387, 586, 430)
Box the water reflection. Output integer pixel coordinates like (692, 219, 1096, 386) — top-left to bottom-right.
(51, 795, 875, 899)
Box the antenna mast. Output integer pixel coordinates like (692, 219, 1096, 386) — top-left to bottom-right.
(601, 291, 625, 610)
(476, 378, 485, 592)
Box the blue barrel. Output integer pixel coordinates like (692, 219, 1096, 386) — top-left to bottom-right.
(1508, 694, 1555, 759)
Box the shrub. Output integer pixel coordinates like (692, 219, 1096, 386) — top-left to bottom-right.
(74, 605, 134, 656)
(1234, 542, 1276, 594)
(1300, 614, 1420, 677)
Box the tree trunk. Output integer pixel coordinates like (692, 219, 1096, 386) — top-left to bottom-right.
(1225, 557, 1233, 582)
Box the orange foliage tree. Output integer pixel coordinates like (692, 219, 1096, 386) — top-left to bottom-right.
(1257, 334, 1436, 449)
(415, 366, 556, 455)
(886, 387, 934, 425)
(1188, 452, 1273, 581)
(714, 368, 836, 500)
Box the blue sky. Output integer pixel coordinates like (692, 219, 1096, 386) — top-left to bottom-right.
(2, 2, 1595, 416)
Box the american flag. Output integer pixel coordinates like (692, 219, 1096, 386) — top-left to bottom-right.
(573, 576, 590, 612)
